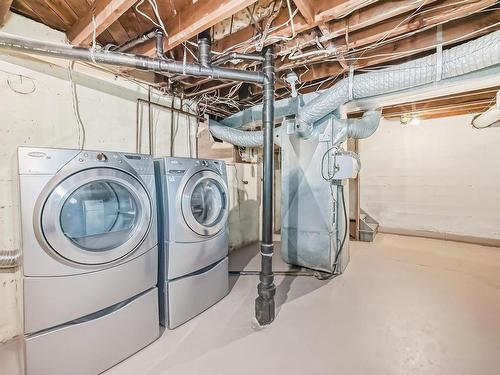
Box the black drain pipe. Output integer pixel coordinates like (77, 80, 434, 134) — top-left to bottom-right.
(197, 31, 211, 67)
(255, 46, 276, 325)
(0, 31, 277, 324)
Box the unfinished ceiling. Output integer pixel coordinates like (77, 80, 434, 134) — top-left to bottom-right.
(6, 0, 500, 118)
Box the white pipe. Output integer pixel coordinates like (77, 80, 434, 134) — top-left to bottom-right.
(472, 91, 500, 128)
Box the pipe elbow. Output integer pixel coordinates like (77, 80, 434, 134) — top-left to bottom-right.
(347, 109, 382, 140)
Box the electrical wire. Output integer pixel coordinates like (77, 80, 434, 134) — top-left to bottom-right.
(1, 69, 36, 95)
(68, 61, 86, 150)
(280, 0, 497, 95)
(135, 0, 168, 36)
(314, 183, 348, 280)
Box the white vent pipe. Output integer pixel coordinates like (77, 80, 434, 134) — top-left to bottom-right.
(472, 90, 500, 128)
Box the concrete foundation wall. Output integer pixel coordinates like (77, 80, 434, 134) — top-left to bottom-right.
(360, 114, 500, 241)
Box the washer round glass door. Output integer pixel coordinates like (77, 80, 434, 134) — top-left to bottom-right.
(181, 170, 228, 236)
(41, 168, 151, 265)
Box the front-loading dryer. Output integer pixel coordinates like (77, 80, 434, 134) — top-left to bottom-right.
(155, 157, 229, 328)
(19, 147, 160, 375)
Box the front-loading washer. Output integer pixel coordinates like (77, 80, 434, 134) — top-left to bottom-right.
(18, 147, 160, 375)
(155, 157, 229, 328)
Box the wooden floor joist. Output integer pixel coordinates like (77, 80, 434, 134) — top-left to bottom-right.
(0, 0, 13, 26)
(136, 0, 260, 55)
(67, 0, 138, 45)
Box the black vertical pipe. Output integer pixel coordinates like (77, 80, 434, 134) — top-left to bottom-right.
(155, 30, 165, 58)
(255, 46, 276, 325)
(197, 31, 211, 67)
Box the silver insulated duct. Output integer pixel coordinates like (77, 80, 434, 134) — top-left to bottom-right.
(210, 30, 500, 145)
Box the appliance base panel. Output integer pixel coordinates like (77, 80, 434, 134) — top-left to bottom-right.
(163, 257, 228, 329)
(24, 247, 157, 334)
(24, 288, 159, 375)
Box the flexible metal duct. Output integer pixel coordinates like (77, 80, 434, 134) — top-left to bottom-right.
(210, 122, 264, 147)
(211, 30, 500, 144)
(297, 30, 500, 137)
(209, 111, 380, 147)
(209, 120, 285, 147)
(330, 110, 381, 145)
(0, 249, 21, 268)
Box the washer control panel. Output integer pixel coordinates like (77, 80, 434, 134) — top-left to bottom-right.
(166, 157, 226, 178)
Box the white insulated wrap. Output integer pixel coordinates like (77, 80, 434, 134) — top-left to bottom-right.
(298, 30, 500, 129)
(210, 30, 500, 146)
(331, 110, 381, 146)
(209, 122, 264, 148)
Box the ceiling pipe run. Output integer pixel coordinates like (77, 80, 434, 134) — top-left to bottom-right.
(472, 90, 500, 128)
(0, 33, 265, 84)
(212, 52, 265, 66)
(110, 29, 159, 53)
(0, 31, 278, 324)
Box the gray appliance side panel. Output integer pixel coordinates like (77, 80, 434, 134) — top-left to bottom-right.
(154, 159, 169, 328)
(167, 230, 228, 280)
(166, 257, 228, 329)
(24, 288, 159, 375)
(280, 123, 342, 273)
(24, 247, 157, 334)
(139, 174, 158, 251)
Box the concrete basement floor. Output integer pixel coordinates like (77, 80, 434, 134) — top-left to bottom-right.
(3, 234, 500, 374)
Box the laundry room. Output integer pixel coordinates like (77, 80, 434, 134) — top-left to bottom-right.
(1, 1, 500, 375)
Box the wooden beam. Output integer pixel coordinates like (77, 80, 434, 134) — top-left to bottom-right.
(314, 0, 379, 24)
(67, 0, 137, 45)
(137, 0, 259, 55)
(196, 4, 499, 97)
(293, 0, 315, 24)
(269, 9, 500, 97)
(279, 1, 499, 72)
(382, 88, 499, 116)
(212, 0, 371, 53)
(0, 0, 13, 27)
(276, 0, 442, 56)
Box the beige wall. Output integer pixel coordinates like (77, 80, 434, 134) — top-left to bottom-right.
(227, 163, 261, 250)
(360, 114, 500, 240)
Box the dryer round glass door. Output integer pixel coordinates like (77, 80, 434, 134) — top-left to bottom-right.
(181, 170, 228, 236)
(41, 168, 152, 265)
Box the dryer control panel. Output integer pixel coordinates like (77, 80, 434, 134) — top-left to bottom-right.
(76, 151, 154, 175)
(18, 147, 154, 175)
